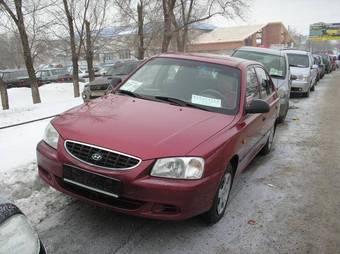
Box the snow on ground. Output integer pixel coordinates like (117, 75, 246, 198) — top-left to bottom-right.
(0, 82, 86, 223)
(0, 82, 86, 127)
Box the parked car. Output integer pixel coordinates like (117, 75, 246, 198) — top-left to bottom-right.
(330, 55, 337, 71)
(98, 64, 115, 76)
(283, 49, 318, 97)
(0, 197, 46, 254)
(68, 66, 101, 80)
(82, 60, 142, 102)
(1, 69, 33, 88)
(37, 54, 279, 224)
(336, 55, 340, 69)
(313, 55, 324, 81)
(232, 46, 291, 122)
(36, 68, 72, 83)
(322, 55, 332, 73)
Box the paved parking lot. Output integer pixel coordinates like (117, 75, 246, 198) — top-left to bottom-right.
(36, 72, 340, 254)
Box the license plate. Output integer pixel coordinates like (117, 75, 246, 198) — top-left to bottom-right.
(63, 165, 122, 197)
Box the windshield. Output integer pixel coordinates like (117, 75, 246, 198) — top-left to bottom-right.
(118, 58, 241, 115)
(51, 69, 68, 75)
(107, 62, 138, 76)
(233, 50, 286, 78)
(287, 53, 310, 67)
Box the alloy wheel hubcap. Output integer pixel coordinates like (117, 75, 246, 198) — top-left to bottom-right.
(217, 172, 232, 215)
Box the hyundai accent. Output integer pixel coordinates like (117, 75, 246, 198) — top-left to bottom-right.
(37, 54, 279, 224)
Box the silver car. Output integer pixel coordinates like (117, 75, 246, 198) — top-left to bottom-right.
(232, 47, 291, 123)
(283, 49, 318, 97)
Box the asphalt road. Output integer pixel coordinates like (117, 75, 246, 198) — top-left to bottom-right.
(36, 71, 340, 254)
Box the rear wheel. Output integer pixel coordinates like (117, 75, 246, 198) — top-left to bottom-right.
(204, 164, 234, 225)
(260, 125, 275, 155)
(277, 101, 289, 123)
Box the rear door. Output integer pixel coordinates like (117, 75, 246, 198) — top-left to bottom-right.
(255, 66, 279, 143)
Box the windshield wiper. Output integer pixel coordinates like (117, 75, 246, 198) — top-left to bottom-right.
(270, 74, 284, 78)
(154, 96, 209, 111)
(117, 89, 141, 98)
(289, 64, 307, 68)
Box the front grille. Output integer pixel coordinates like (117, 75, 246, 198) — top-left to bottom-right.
(65, 140, 141, 169)
(90, 84, 108, 91)
(291, 87, 302, 92)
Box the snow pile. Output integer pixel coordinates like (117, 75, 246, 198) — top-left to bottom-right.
(0, 82, 86, 127)
(0, 82, 85, 223)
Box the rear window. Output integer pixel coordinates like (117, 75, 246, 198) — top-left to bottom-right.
(233, 50, 287, 79)
(287, 54, 310, 68)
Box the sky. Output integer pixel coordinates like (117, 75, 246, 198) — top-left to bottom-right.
(211, 0, 340, 35)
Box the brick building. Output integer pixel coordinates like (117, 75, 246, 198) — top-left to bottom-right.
(188, 22, 295, 54)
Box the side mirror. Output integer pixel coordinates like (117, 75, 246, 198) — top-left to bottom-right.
(290, 74, 297, 81)
(109, 77, 122, 88)
(245, 99, 270, 114)
(312, 64, 319, 69)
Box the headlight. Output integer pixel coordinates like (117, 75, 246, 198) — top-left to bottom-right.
(151, 157, 205, 180)
(43, 122, 59, 149)
(298, 75, 308, 81)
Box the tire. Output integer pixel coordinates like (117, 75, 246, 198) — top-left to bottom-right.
(204, 164, 234, 225)
(277, 101, 289, 123)
(260, 125, 275, 155)
(303, 88, 310, 97)
(311, 82, 315, 91)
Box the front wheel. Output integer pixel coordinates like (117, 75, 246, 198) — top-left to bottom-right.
(303, 88, 310, 97)
(204, 164, 234, 225)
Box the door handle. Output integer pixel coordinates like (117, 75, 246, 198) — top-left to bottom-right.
(262, 116, 266, 121)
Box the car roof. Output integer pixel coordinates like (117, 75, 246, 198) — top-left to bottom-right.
(282, 49, 310, 55)
(234, 46, 285, 57)
(154, 53, 259, 69)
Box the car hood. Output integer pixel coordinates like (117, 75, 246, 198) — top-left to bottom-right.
(271, 77, 287, 89)
(52, 95, 235, 160)
(290, 66, 310, 76)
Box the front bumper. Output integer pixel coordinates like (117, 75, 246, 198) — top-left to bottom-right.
(290, 81, 310, 93)
(36, 140, 220, 220)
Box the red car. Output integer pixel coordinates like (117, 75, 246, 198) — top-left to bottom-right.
(37, 54, 279, 224)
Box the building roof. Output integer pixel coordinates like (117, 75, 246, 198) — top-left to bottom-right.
(191, 24, 266, 45)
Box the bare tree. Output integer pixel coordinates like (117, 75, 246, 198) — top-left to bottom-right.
(0, 0, 41, 103)
(62, 0, 90, 97)
(161, 0, 176, 52)
(83, 0, 110, 81)
(113, 0, 162, 59)
(161, 0, 248, 52)
(0, 78, 9, 110)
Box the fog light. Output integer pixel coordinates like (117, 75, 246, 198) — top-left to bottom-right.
(152, 204, 180, 214)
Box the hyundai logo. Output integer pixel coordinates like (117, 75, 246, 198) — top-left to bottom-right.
(91, 153, 103, 161)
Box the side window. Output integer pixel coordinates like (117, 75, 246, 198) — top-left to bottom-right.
(255, 67, 272, 99)
(246, 67, 260, 98)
